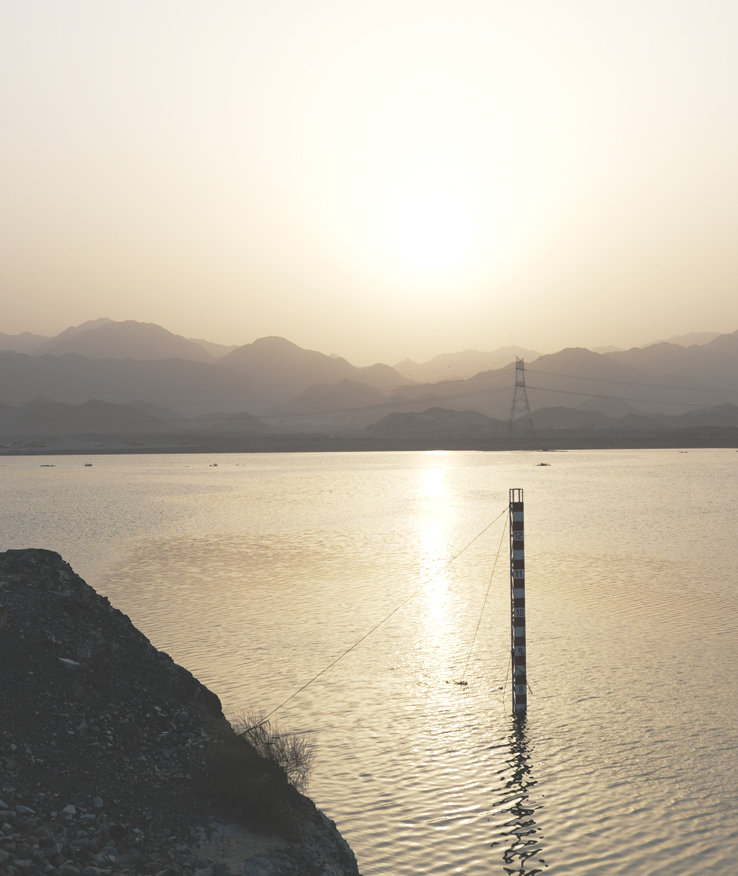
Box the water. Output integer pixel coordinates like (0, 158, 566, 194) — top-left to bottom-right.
(1, 449, 737, 874)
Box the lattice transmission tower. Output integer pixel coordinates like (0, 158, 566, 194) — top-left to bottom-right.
(506, 358, 536, 447)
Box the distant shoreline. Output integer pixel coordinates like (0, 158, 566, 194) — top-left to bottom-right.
(2, 426, 738, 455)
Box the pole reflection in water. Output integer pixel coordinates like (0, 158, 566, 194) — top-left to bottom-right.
(489, 714, 548, 874)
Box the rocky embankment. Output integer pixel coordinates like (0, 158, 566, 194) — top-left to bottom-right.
(0, 550, 361, 876)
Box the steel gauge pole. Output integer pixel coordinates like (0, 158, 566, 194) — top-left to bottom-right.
(510, 489, 527, 712)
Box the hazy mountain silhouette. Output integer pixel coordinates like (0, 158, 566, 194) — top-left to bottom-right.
(530, 406, 612, 429)
(514, 342, 738, 413)
(187, 337, 239, 358)
(383, 339, 738, 419)
(575, 396, 643, 417)
(0, 331, 50, 354)
(652, 331, 722, 347)
(367, 407, 504, 438)
(125, 399, 187, 422)
(219, 336, 410, 403)
(190, 410, 267, 432)
(0, 397, 268, 437)
(366, 401, 738, 443)
(264, 379, 389, 429)
(594, 332, 721, 355)
(0, 352, 259, 416)
(603, 330, 738, 392)
(37, 317, 115, 348)
(609, 401, 738, 431)
(0, 397, 179, 436)
(37, 320, 215, 363)
(382, 348, 631, 418)
(394, 346, 540, 383)
(1, 320, 737, 428)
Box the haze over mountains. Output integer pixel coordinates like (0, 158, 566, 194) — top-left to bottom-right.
(1, 318, 737, 443)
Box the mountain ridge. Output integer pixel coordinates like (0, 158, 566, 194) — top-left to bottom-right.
(37, 320, 215, 363)
(0, 320, 737, 425)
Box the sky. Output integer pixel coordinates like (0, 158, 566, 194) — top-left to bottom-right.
(1, 0, 737, 365)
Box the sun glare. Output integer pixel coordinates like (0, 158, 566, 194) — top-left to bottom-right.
(391, 188, 477, 272)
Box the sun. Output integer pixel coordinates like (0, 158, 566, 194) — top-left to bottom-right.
(391, 187, 478, 272)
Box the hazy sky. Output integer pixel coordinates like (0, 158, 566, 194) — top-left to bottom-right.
(2, 1, 737, 364)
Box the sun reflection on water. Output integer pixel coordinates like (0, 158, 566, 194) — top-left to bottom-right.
(418, 518, 451, 627)
(421, 466, 447, 498)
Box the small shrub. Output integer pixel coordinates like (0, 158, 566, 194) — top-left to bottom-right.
(232, 710, 315, 794)
(203, 709, 315, 835)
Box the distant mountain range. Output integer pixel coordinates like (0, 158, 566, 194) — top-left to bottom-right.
(34, 320, 215, 363)
(382, 334, 738, 421)
(0, 319, 235, 360)
(366, 401, 738, 444)
(0, 319, 737, 438)
(393, 346, 541, 383)
(3, 395, 735, 454)
(0, 397, 266, 438)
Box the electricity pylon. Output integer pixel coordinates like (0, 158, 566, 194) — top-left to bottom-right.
(506, 358, 536, 447)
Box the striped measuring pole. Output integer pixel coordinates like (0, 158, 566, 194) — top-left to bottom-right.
(510, 488, 527, 712)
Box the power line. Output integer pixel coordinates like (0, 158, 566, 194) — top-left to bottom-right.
(526, 366, 738, 397)
(525, 383, 737, 410)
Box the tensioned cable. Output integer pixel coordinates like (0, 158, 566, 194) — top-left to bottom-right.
(525, 383, 731, 409)
(459, 515, 509, 683)
(526, 365, 738, 396)
(255, 505, 510, 727)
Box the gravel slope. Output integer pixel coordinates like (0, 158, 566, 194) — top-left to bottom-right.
(0, 549, 361, 876)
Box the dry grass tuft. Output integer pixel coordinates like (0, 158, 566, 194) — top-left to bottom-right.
(203, 709, 315, 834)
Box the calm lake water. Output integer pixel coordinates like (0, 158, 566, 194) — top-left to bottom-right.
(1, 449, 737, 875)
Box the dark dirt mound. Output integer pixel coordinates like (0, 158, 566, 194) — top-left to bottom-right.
(0, 549, 360, 876)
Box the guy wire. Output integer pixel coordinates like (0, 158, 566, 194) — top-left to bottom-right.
(459, 514, 509, 683)
(255, 504, 510, 727)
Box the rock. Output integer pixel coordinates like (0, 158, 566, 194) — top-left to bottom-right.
(0, 849, 10, 865)
(80, 866, 102, 876)
(57, 806, 76, 824)
(241, 857, 284, 876)
(58, 658, 80, 671)
(92, 797, 103, 810)
(16, 804, 35, 816)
